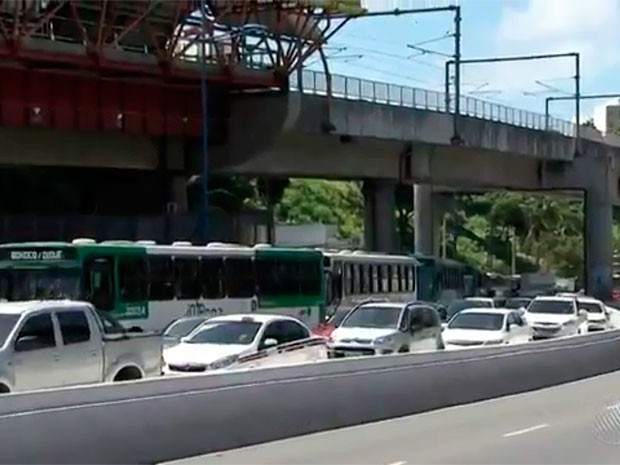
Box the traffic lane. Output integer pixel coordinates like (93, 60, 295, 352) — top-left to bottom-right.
(168, 370, 620, 465)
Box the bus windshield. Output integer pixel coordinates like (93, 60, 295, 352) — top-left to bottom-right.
(0, 267, 81, 301)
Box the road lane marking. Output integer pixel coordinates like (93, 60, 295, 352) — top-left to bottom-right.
(387, 461, 407, 465)
(502, 423, 549, 438)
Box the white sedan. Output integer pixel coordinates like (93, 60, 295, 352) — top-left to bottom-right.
(442, 308, 531, 350)
(162, 314, 313, 374)
(575, 297, 612, 331)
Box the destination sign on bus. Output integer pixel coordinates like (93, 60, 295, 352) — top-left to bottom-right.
(2, 248, 76, 261)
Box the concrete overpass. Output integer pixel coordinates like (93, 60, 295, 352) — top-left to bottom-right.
(209, 69, 620, 299)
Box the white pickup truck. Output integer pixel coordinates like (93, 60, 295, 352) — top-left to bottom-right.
(0, 300, 163, 393)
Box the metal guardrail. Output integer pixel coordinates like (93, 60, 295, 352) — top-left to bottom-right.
(290, 69, 576, 137)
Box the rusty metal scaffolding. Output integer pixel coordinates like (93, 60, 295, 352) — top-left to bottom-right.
(0, 0, 351, 85)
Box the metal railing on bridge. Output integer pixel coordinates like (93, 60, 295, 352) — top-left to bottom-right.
(290, 69, 576, 137)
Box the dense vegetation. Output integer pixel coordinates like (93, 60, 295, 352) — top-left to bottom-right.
(211, 174, 620, 279)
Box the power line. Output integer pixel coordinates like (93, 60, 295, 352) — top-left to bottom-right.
(406, 43, 453, 58)
(330, 42, 446, 70)
(334, 61, 439, 87)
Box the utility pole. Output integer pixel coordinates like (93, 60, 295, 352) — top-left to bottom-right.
(445, 52, 581, 154)
(198, 0, 209, 244)
(510, 226, 517, 276)
(545, 92, 620, 131)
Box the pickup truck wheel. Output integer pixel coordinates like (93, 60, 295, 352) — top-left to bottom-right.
(0, 384, 10, 394)
(398, 346, 409, 353)
(113, 367, 143, 382)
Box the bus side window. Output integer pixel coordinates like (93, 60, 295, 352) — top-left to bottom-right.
(200, 257, 224, 299)
(83, 257, 114, 311)
(281, 260, 300, 295)
(148, 256, 174, 301)
(174, 257, 201, 300)
(382, 265, 390, 293)
(332, 264, 343, 301)
(352, 264, 361, 295)
(299, 259, 321, 296)
(345, 263, 354, 295)
(391, 265, 399, 293)
(225, 257, 255, 298)
(256, 257, 279, 296)
(118, 256, 148, 302)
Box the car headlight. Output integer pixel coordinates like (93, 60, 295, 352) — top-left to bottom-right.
(374, 335, 394, 345)
(209, 355, 239, 370)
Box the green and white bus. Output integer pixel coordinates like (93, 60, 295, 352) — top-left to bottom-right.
(0, 239, 325, 331)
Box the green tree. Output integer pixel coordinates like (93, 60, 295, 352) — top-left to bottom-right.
(276, 179, 363, 239)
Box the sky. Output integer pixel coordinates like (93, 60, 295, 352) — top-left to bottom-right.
(304, 0, 620, 130)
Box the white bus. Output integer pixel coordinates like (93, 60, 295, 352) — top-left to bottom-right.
(322, 250, 420, 316)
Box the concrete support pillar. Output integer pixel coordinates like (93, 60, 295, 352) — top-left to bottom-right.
(363, 179, 397, 252)
(584, 187, 613, 300)
(414, 184, 434, 255)
(432, 206, 444, 257)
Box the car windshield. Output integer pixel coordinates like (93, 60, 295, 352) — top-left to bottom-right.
(578, 302, 603, 313)
(505, 299, 531, 309)
(448, 312, 505, 331)
(0, 267, 81, 301)
(341, 306, 402, 329)
(0, 314, 19, 346)
(326, 309, 350, 326)
(186, 320, 262, 345)
(447, 300, 491, 319)
(528, 300, 575, 315)
(164, 317, 207, 339)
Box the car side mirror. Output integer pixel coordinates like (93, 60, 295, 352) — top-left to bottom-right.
(14, 335, 38, 352)
(578, 309, 588, 319)
(262, 338, 278, 349)
(505, 322, 511, 332)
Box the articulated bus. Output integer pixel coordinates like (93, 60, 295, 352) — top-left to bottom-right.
(321, 250, 482, 316)
(0, 240, 325, 331)
(412, 253, 482, 304)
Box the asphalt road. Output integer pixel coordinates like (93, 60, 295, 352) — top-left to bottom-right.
(163, 370, 620, 465)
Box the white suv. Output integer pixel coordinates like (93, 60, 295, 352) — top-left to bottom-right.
(327, 302, 444, 358)
(525, 296, 588, 340)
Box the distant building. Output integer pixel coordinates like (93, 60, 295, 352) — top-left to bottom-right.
(275, 223, 360, 248)
(606, 104, 620, 134)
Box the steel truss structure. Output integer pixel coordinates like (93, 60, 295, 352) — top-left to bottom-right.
(0, 0, 349, 86)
